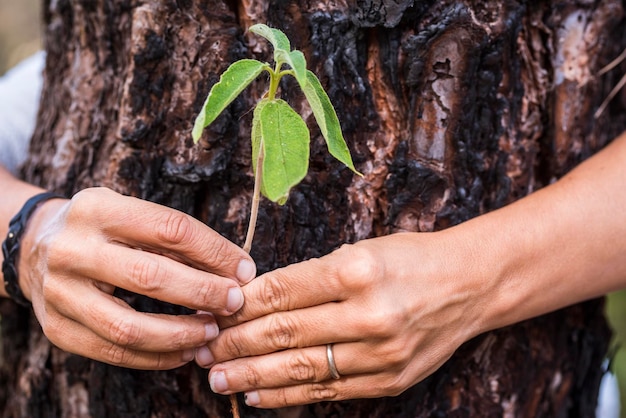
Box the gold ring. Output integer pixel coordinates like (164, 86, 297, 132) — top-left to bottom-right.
(326, 343, 341, 380)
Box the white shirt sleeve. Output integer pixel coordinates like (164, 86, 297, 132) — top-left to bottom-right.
(0, 51, 45, 175)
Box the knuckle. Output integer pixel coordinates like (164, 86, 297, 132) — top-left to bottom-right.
(285, 352, 317, 382)
(335, 244, 382, 289)
(129, 255, 163, 292)
(267, 315, 297, 350)
(100, 343, 134, 366)
(221, 328, 249, 358)
(275, 387, 290, 407)
(41, 274, 65, 303)
(199, 236, 231, 269)
(168, 324, 196, 350)
(377, 340, 411, 370)
(45, 237, 72, 272)
(383, 373, 410, 397)
(153, 353, 178, 370)
(242, 364, 262, 387)
(306, 383, 338, 402)
(106, 316, 142, 347)
(262, 276, 291, 312)
(196, 279, 219, 309)
(67, 188, 102, 222)
(360, 309, 393, 338)
(156, 211, 194, 246)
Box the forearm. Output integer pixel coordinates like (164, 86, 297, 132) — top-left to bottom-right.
(200, 131, 626, 405)
(464, 131, 626, 333)
(0, 166, 45, 297)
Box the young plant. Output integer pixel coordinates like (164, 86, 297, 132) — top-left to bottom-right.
(192, 24, 361, 417)
(192, 23, 361, 252)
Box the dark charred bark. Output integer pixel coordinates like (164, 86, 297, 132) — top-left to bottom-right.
(1, 0, 623, 417)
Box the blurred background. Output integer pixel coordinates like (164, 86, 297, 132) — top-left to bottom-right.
(607, 291, 626, 417)
(0, 0, 41, 75)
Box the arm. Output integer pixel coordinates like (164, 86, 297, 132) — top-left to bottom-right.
(0, 166, 46, 300)
(0, 53, 258, 370)
(198, 131, 626, 407)
(0, 166, 257, 370)
(0, 52, 44, 174)
(472, 130, 626, 328)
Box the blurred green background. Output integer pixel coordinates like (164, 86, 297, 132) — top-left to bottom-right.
(1, 1, 625, 416)
(0, 0, 41, 75)
(607, 291, 626, 416)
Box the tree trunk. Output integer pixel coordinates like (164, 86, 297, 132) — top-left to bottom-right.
(2, 0, 624, 416)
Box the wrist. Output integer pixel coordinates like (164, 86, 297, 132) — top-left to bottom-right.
(395, 230, 499, 345)
(3, 193, 66, 305)
(456, 187, 584, 335)
(433, 225, 506, 340)
(18, 197, 68, 304)
(449, 209, 541, 337)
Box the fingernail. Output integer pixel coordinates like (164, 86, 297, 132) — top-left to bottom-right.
(245, 391, 260, 407)
(196, 310, 213, 316)
(210, 370, 228, 393)
(182, 349, 194, 362)
(205, 323, 219, 340)
(227, 287, 244, 313)
(237, 259, 256, 284)
(195, 346, 215, 368)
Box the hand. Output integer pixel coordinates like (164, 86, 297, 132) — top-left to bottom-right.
(18, 187, 256, 370)
(197, 232, 487, 407)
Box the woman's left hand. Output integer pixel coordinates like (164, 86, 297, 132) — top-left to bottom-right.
(195, 232, 490, 408)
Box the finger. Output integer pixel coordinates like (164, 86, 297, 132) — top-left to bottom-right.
(78, 242, 245, 314)
(70, 188, 256, 284)
(241, 374, 405, 408)
(209, 342, 400, 395)
(207, 303, 362, 363)
(219, 255, 346, 327)
(208, 344, 372, 393)
(46, 276, 220, 352)
(242, 376, 380, 408)
(40, 310, 197, 370)
(242, 357, 446, 408)
(212, 348, 444, 408)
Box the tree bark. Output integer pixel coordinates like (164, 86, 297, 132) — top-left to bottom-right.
(1, 0, 624, 416)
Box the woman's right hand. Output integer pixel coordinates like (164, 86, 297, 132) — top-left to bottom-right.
(198, 232, 488, 407)
(17, 187, 256, 370)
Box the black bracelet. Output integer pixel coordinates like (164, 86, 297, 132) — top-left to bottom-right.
(2, 192, 64, 307)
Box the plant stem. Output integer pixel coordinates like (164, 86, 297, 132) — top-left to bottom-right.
(243, 141, 264, 253)
(231, 139, 265, 418)
(268, 75, 279, 101)
(267, 63, 283, 100)
(230, 395, 241, 418)
(231, 60, 281, 418)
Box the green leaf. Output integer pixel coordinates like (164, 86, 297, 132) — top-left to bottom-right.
(258, 99, 310, 203)
(249, 24, 290, 63)
(192, 59, 266, 143)
(301, 70, 361, 175)
(274, 49, 307, 88)
(288, 51, 307, 87)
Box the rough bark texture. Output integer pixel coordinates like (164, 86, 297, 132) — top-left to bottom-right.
(1, 0, 624, 417)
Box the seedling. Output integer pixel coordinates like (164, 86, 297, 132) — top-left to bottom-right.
(192, 24, 361, 416)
